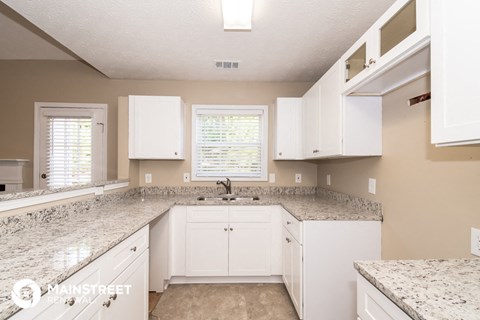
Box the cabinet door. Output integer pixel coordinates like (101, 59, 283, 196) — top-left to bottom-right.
(104, 250, 149, 320)
(228, 223, 271, 276)
(282, 227, 292, 290)
(282, 227, 303, 319)
(186, 223, 229, 276)
(274, 98, 303, 160)
(302, 81, 321, 158)
(431, 0, 480, 146)
(319, 61, 343, 157)
(74, 251, 149, 320)
(129, 95, 184, 159)
(291, 236, 303, 319)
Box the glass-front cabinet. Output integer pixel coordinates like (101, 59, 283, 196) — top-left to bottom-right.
(341, 0, 430, 95)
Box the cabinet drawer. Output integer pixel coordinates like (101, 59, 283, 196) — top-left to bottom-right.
(187, 206, 229, 222)
(282, 209, 302, 244)
(357, 274, 412, 320)
(229, 206, 271, 223)
(103, 225, 149, 284)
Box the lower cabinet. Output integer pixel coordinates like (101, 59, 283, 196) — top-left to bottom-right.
(185, 206, 273, 277)
(74, 250, 149, 320)
(282, 227, 303, 319)
(357, 274, 412, 320)
(11, 226, 150, 320)
(281, 208, 381, 320)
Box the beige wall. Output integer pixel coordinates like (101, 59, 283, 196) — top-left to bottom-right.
(0, 60, 313, 188)
(317, 76, 480, 259)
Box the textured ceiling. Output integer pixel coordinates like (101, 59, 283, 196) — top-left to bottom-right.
(1, 0, 396, 81)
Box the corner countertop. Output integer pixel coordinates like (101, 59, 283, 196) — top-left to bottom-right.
(0, 193, 381, 319)
(354, 259, 480, 320)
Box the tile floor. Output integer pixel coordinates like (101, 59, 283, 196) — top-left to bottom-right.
(151, 283, 299, 320)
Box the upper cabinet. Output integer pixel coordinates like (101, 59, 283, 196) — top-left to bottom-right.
(273, 98, 303, 160)
(302, 82, 321, 158)
(342, 0, 430, 95)
(302, 61, 382, 160)
(128, 95, 185, 159)
(430, 0, 480, 146)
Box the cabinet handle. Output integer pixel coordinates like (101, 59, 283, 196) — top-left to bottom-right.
(286, 221, 292, 225)
(109, 293, 118, 300)
(103, 300, 111, 308)
(65, 297, 76, 306)
(230, 227, 233, 231)
(174, 152, 178, 155)
(286, 237, 291, 243)
(130, 246, 137, 252)
(224, 228, 228, 231)
(278, 152, 282, 156)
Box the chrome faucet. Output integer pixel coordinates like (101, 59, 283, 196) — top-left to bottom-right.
(216, 178, 232, 195)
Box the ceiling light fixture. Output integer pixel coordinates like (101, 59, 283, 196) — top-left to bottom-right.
(222, 0, 253, 31)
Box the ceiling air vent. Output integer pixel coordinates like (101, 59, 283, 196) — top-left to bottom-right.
(215, 60, 239, 69)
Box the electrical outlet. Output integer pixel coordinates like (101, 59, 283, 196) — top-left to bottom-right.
(368, 178, 376, 194)
(471, 228, 480, 257)
(326, 174, 331, 186)
(183, 173, 190, 183)
(145, 173, 152, 184)
(295, 173, 302, 184)
(269, 173, 276, 183)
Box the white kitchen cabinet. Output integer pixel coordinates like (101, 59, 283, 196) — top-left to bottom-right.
(184, 206, 273, 277)
(273, 98, 303, 160)
(229, 222, 272, 276)
(12, 226, 150, 320)
(75, 250, 149, 320)
(357, 274, 412, 320)
(282, 227, 303, 319)
(302, 61, 382, 159)
(430, 0, 480, 146)
(342, 0, 430, 95)
(302, 81, 321, 158)
(279, 207, 381, 320)
(128, 95, 185, 159)
(185, 222, 229, 276)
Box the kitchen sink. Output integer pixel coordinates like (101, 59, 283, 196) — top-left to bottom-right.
(196, 195, 259, 201)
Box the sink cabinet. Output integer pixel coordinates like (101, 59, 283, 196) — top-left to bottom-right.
(185, 206, 274, 277)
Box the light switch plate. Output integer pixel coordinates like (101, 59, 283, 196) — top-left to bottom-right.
(295, 173, 302, 184)
(368, 178, 376, 194)
(183, 173, 190, 183)
(269, 173, 276, 183)
(471, 228, 480, 257)
(145, 173, 152, 184)
(326, 174, 331, 186)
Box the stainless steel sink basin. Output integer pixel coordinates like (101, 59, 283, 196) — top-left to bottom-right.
(196, 195, 259, 201)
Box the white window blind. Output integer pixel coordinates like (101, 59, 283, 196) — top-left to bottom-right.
(192, 106, 268, 181)
(45, 117, 93, 187)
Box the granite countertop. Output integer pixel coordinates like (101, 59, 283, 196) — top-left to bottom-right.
(0, 192, 381, 319)
(355, 259, 480, 320)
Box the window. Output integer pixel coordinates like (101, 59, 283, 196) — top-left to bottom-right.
(34, 103, 107, 188)
(192, 105, 268, 181)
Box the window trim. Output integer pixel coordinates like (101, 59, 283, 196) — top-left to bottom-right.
(33, 102, 108, 189)
(191, 104, 268, 182)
